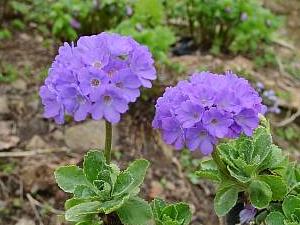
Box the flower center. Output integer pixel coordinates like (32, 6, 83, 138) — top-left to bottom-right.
(193, 112, 199, 119)
(117, 54, 128, 61)
(91, 78, 100, 87)
(104, 95, 112, 104)
(199, 131, 207, 138)
(211, 119, 218, 124)
(108, 70, 115, 77)
(92, 61, 102, 69)
(116, 82, 123, 88)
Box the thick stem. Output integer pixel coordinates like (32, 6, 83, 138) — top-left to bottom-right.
(104, 121, 112, 164)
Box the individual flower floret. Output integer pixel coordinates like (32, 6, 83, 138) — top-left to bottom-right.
(152, 71, 265, 155)
(40, 32, 156, 124)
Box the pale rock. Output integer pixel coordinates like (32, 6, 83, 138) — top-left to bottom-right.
(15, 218, 35, 225)
(65, 120, 117, 152)
(26, 135, 48, 149)
(12, 79, 27, 91)
(0, 96, 9, 114)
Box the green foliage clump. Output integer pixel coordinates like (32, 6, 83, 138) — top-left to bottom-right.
(114, 0, 176, 61)
(0, 63, 18, 83)
(151, 198, 192, 225)
(55, 150, 153, 225)
(196, 119, 300, 225)
(166, 0, 281, 56)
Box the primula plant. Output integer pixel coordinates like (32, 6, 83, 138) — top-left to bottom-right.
(153, 72, 300, 225)
(40, 32, 192, 225)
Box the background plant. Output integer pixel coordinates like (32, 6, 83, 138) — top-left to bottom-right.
(7, 0, 129, 40)
(166, 0, 281, 57)
(113, 0, 176, 61)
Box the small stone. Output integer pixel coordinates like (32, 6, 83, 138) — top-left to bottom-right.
(0, 96, 9, 114)
(15, 218, 35, 225)
(0, 136, 20, 150)
(149, 181, 163, 198)
(0, 121, 19, 150)
(12, 79, 27, 91)
(65, 120, 118, 152)
(0, 121, 13, 136)
(52, 130, 64, 141)
(26, 135, 48, 149)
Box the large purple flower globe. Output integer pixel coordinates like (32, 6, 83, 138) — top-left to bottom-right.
(152, 71, 266, 155)
(40, 32, 156, 124)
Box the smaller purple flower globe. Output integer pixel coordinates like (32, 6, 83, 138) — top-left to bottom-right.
(40, 32, 156, 124)
(152, 71, 266, 155)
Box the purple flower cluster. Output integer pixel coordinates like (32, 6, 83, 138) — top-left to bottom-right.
(152, 71, 266, 155)
(40, 32, 156, 124)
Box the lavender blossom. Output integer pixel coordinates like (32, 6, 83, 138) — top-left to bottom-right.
(40, 32, 156, 124)
(241, 12, 248, 21)
(152, 71, 265, 155)
(70, 18, 81, 29)
(239, 204, 257, 224)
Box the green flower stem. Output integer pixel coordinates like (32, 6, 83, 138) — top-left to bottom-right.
(104, 121, 112, 164)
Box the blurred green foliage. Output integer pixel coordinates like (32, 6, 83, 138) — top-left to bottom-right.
(114, 0, 176, 61)
(2, 0, 282, 64)
(166, 0, 281, 56)
(7, 0, 128, 40)
(0, 62, 18, 83)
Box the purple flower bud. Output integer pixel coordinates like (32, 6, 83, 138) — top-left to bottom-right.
(126, 5, 133, 16)
(40, 32, 156, 124)
(240, 12, 248, 21)
(70, 18, 81, 29)
(256, 82, 264, 90)
(152, 71, 265, 155)
(239, 204, 256, 224)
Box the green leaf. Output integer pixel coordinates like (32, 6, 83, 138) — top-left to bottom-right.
(283, 195, 300, 220)
(65, 201, 102, 222)
(151, 198, 167, 220)
(93, 180, 111, 200)
(101, 194, 130, 214)
(54, 165, 89, 193)
(124, 159, 150, 192)
(252, 126, 272, 164)
(266, 211, 285, 225)
(174, 203, 192, 225)
(113, 171, 134, 196)
(162, 205, 178, 220)
(214, 185, 239, 216)
(75, 221, 103, 225)
(74, 185, 96, 198)
(97, 170, 112, 186)
(249, 180, 272, 209)
(65, 198, 86, 210)
(258, 175, 287, 201)
(195, 159, 220, 181)
(83, 150, 107, 183)
(117, 196, 153, 225)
